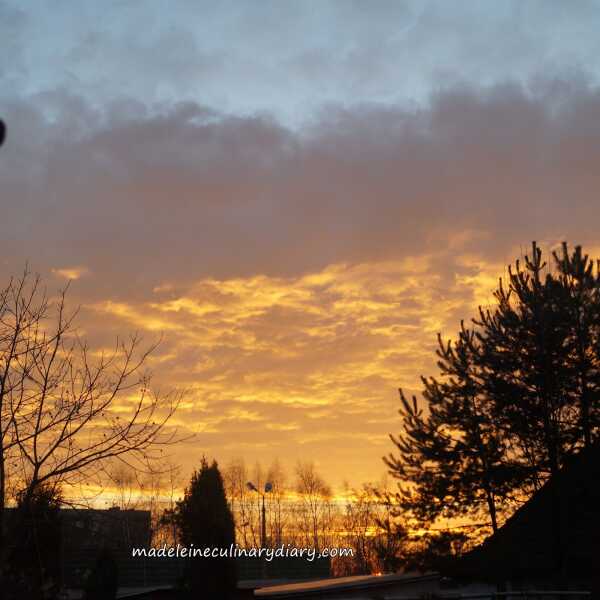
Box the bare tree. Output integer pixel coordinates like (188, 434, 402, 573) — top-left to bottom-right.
(338, 482, 378, 574)
(224, 458, 254, 547)
(140, 459, 182, 546)
(295, 461, 333, 551)
(104, 462, 142, 510)
(266, 459, 288, 547)
(0, 268, 183, 563)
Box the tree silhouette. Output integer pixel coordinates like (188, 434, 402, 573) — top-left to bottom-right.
(552, 243, 600, 449)
(174, 458, 237, 599)
(476, 242, 571, 481)
(385, 325, 524, 534)
(387, 242, 600, 536)
(0, 268, 183, 578)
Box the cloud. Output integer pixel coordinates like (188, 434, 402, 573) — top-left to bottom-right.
(3, 79, 600, 288)
(69, 254, 521, 484)
(52, 266, 89, 280)
(3, 77, 600, 485)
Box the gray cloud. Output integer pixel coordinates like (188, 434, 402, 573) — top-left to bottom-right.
(3, 78, 600, 301)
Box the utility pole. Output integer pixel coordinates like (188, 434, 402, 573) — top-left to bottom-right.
(246, 481, 273, 548)
(247, 480, 273, 581)
(261, 493, 267, 549)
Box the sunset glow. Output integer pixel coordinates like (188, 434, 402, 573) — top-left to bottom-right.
(3, 1, 600, 494)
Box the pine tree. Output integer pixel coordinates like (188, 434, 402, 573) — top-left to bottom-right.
(475, 242, 571, 481)
(553, 243, 600, 449)
(174, 458, 237, 599)
(385, 324, 522, 534)
(387, 242, 600, 537)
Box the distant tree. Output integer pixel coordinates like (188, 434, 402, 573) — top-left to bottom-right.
(333, 478, 409, 576)
(145, 460, 181, 547)
(105, 463, 141, 510)
(339, 483, 379, 575)
(370, 485, 411, 574)
(224, 458, 296, 550)
(174, 458, 237, 600)
(223, 458, 258, 548)
(295, 461, 334, 551)
(265, 460, 288, 548)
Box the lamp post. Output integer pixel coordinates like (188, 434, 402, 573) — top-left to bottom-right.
(246, 481, 272, 548)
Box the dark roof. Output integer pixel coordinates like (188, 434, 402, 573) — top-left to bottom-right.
(444, 444, 600, 583)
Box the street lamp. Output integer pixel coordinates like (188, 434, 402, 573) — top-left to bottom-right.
(246, 481, 272, 548)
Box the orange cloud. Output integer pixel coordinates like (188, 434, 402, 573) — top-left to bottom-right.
(70, 252, 508, 488)
(52, 266, 89, 280)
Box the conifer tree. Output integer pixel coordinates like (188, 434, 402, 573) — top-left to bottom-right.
(553, 243, 600, 449)
(174, 458, 237, 599)
(387, 242, 600, 535)
(385, 324, 522, 534)
(475, 242, 571, 481)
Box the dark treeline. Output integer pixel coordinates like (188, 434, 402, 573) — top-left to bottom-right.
(157, 458, 410, 576)
(157, 458, 471, 577)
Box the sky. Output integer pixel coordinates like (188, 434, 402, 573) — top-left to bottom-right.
(2, 1, 600, 489)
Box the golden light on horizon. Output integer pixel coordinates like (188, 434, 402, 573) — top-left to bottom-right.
(74, 252, 508, 490)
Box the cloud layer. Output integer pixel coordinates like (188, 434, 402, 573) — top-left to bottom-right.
(3, 0, 600, 485)
(3, 77, 600, 485)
